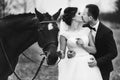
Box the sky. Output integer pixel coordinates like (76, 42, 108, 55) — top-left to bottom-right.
(5, 0, 118, 15)
(35, 0, 118, 14)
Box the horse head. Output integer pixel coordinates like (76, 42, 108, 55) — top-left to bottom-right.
(0, 8, 61, 79)
(35, 8, 62, 65)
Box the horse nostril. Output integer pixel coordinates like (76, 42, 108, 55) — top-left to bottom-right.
(46, 51, 58, 65)
(78, 12, 80, 15)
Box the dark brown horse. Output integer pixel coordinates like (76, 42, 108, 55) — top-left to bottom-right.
(0, 8, 61, 80)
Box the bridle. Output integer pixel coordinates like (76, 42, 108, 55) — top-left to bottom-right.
(38, 20, 61, 67)
(33, 20, 61, 79)
(42, 41, 61, 67)
(39, 20, 58, 24)
(0, 20, 60, 80)
(37, 20, 59, 55)
(37, 19, 58, 30)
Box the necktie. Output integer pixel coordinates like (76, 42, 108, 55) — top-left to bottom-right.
(83, 24, 96, 42)
(83, 24, 96, 31)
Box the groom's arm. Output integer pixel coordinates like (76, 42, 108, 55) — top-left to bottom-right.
(96, 30, 118, 67)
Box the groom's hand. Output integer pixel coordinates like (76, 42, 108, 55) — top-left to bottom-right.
(88, 57, 97, 67)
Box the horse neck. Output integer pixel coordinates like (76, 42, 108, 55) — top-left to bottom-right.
(0, 30, 38, 77)
(2, 19, 39, 59)
(2, 14, 37, 32)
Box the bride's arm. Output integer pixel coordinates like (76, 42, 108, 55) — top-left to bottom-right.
(82, 32, 96, 54)
(59, 35, 67, 59)
(77, 32, 96, 54)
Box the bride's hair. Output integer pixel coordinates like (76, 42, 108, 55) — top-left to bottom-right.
(62, 7, 78, 26)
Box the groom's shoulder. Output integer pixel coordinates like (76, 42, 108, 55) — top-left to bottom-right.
(99, 22, 112, 33)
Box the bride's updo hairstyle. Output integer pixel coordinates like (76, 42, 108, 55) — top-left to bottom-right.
(62, 7, 78, 26)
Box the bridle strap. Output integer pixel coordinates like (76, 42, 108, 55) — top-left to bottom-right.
(37, 20, 59, 31)
(39, 20, 58, 24)
(43, 43, 61, 67)
(45, 56, 61, 67)
(42, 41, 57, 52)
(32, 57, 45, 80)
(0, 39, 45, 80)
(22, 53, 39, 65)
(0, 39, 21, 80)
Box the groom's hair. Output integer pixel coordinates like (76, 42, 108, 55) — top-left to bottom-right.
(86, 4, 99, 20)
(62, 7, 78, 26)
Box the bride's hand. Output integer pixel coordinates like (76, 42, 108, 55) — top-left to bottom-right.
(76, 38, 84, 47)
(60, 52, 65, 59)
(57, 50, 65, 59)
(88, 57, 97, 67)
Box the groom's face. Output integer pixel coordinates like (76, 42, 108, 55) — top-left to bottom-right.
(82, 8, 90, 24)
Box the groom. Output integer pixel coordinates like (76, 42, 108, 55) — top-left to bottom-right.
(82, 4, 118, 80)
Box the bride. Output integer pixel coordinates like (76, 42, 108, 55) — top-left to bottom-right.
(58, 7, 103, 80)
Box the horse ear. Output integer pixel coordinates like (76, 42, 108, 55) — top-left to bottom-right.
(35, 8, 44, 21)
(53, 8, 62, 20)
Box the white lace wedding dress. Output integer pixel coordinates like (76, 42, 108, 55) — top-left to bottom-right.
(58, 21, 103, 80)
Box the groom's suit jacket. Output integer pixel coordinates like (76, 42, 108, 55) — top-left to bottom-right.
(94, 22, 118, 76)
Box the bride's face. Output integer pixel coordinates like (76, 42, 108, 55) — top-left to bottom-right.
(73, 10, 83, 23)
(71, 10, 84, 29)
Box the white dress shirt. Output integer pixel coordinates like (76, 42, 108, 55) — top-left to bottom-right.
(91, 20, 99, 40)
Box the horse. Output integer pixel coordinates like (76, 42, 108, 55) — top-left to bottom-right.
(0, 8, 61, 80)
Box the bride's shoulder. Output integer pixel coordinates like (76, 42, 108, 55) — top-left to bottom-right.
(82, 27, 90, 31)
(59, 20, 68, 30)
(81, 27, 90, 34)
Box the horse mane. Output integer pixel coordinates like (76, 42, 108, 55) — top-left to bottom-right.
(0, 13, 38, 37)
(2, 13, 35, 20)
